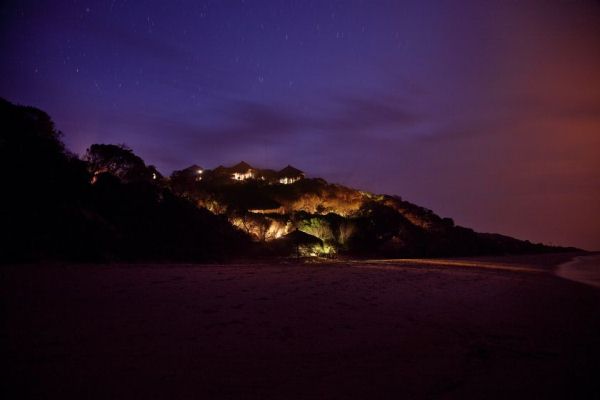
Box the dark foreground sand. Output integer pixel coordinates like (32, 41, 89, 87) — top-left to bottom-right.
(2, 253, 600, 399)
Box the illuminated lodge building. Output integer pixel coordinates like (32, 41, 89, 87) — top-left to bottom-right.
(212, 161, 305, 185)
(277, 165, 304, 184)
(229, 161, 256, 181)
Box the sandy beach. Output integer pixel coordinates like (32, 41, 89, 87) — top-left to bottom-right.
(2, 253, 600, 399)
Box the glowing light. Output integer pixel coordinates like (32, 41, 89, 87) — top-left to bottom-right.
(279, 177, 300, 185)
(232, 171, 254, 181)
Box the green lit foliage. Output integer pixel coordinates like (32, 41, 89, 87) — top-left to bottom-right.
(293, 213, 358, 252)
(297, 216, 335, 242)
(278, 230, 327, 257)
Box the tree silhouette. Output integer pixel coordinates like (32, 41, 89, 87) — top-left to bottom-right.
(85, 143, 153, 183)
(0, 98, 92, 261)
(0, 98, 254, 262)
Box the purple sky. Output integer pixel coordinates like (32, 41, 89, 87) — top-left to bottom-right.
(1, 0, 599, 249)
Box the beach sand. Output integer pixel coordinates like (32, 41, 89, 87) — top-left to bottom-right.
(2, 253, 600, 399)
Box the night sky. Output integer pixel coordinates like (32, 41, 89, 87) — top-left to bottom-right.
(1, 0, 599, 249)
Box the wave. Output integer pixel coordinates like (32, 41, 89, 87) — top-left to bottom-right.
(556, 254, 600, 289)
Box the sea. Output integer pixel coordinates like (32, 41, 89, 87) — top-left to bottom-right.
(556, 254, 600, 289)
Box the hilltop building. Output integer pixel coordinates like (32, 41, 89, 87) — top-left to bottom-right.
(229, 161, 255, 181)
(278, 165, 304, 184)
(176, 162, 305, 185)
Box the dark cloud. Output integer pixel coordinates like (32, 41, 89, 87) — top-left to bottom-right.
(189, 93, 419, 142)
(148, 92, 421, 154)
(187, 101, 304, 147)
(117, 93, 422, 173)
(322, 94, 420, 132)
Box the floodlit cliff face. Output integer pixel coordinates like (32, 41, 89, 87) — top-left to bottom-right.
(277, 184, 367, 216)
(230, 213, 291, 242)
(168, 169, 562, 257)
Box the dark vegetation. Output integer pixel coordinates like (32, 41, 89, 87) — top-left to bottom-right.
(0, 98, 575, 263)
(0, 99, 248, 262)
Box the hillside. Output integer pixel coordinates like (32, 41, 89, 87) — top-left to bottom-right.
(0, 97, 575, 262)
(169, 162, 572, 258)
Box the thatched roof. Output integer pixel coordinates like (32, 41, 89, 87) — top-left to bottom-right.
(212, 165, 227, 174)
(230, 161, 254, 173)
(279, 165, 303, 177)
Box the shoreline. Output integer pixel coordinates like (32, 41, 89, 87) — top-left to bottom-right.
(1, 250, 585, 269)
(555, 253, 600, 289)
